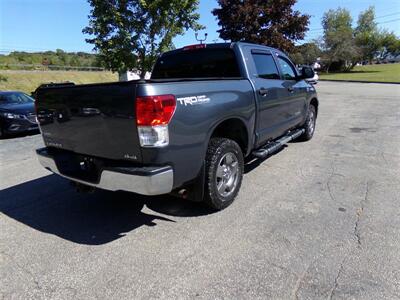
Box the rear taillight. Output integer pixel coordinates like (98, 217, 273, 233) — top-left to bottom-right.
(136, 95, 176, 126)
(136, 95, 176, 147)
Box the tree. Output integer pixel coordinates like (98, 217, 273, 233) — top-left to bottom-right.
(70, 56, 80, 67)
(83, 0, 203, 76)
(301, 42, 321, 65)
(212, 0, 310, 53)
(290, 42, 321, 66)
(56, 49, 68, 65)
(289, 52, 304, 65)
(378, 30, 400, 60)
(0, 50, 104, 71)
(321, 8, 358, 72)
(384, 34, 400, 57)
(354, 6, 381, 63)
(355, 6, 377, 34)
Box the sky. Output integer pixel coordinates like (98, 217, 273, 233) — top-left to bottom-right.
(0, 0, 399, 54)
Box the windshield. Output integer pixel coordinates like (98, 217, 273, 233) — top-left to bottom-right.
(0, 92, 34, 104)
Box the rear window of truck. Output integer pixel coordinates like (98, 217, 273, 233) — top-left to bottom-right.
(151, 48, 241, 79)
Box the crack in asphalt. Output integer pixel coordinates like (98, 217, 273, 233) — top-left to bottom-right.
(326, 161, 345, 203)
(354, 182, 370, 248)
(326, 160, 337, 202)
(380, 152, 388, 166)
(292, 261, 312, 300)
(294, 181, 372, 299)
(328, 258, 346, 300)
(0, 251, 42, 292)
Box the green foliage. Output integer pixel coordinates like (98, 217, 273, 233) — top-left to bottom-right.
(321, 8, 359, 72)
(354, 6, 380, 63)
(290, 42, 321, 65)
(289, 52, 305, 65)
(378, 30, 400, 59)
(355, 6, 377, 34)
(212, 0, 310, 52)
(320, 6, 400, 72)
(0, 50, 103, 70)
(83, 0, 203, 76)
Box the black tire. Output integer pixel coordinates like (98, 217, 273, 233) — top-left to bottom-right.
(0, 124, 5, 139)
(299, 105, 317, 141)
(204, 138, 244, 210)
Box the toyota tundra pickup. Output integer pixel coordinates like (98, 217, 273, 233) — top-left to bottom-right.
(35, 42, 318, 210)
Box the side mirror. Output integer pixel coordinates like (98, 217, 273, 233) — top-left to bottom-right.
(300, 66, 315, 79)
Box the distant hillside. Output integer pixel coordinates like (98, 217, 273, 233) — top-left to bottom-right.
(0, 50, 103, 70)
(0, 70, 117, 94)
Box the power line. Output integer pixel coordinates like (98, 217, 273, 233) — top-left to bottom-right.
(378, 18, 400, 24)
(375, 12, 400, 19)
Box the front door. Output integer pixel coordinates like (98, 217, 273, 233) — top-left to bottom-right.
(275, 55, 307, 130)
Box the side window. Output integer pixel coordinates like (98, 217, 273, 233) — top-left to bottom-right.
(252, 53, 280, 80)
(277, 56, 297, 80)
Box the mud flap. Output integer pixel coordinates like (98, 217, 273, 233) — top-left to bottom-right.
(193, 161, 206, 202)
(186, 161, 205, 202)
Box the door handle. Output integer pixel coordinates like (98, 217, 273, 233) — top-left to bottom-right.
(259, 88, 268, 96)
(287, 87, 294, 93)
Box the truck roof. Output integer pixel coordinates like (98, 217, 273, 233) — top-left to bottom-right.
(162, 41, 287, 58)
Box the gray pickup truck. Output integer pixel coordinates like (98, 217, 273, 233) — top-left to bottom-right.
(35, 42, 318, 210)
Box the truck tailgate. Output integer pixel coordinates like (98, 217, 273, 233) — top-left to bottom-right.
(35, 81, 143, 162)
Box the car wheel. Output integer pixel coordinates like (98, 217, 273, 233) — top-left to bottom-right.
(299, 105, 317, 141)
(204, 138, 244, 210)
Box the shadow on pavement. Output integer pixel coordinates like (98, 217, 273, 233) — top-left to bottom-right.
(0, 174, 212, 245)
(1, 130, 40, 140)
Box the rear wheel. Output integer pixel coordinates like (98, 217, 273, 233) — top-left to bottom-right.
(204, 138, 244, 210)
(299, 105, 317, 141)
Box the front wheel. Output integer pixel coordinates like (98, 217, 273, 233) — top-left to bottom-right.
(204, 138, 244, 210)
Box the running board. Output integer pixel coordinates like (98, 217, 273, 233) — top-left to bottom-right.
(252, 129, 305, 159)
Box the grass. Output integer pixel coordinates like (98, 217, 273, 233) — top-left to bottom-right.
(319, 63, 400, 83)
(0, 70, 118, 94)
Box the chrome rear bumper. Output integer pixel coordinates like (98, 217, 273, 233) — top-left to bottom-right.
(37, 149, 173, 196)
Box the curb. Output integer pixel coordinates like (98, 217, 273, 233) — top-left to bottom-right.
(319, 79, 400, 85)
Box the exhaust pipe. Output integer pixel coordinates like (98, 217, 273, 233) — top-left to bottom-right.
(178, 189, 188, 199)
(170, 188, 189, 199)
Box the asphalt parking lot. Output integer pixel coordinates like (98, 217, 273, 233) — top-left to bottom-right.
(1, 81, 400, 299)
